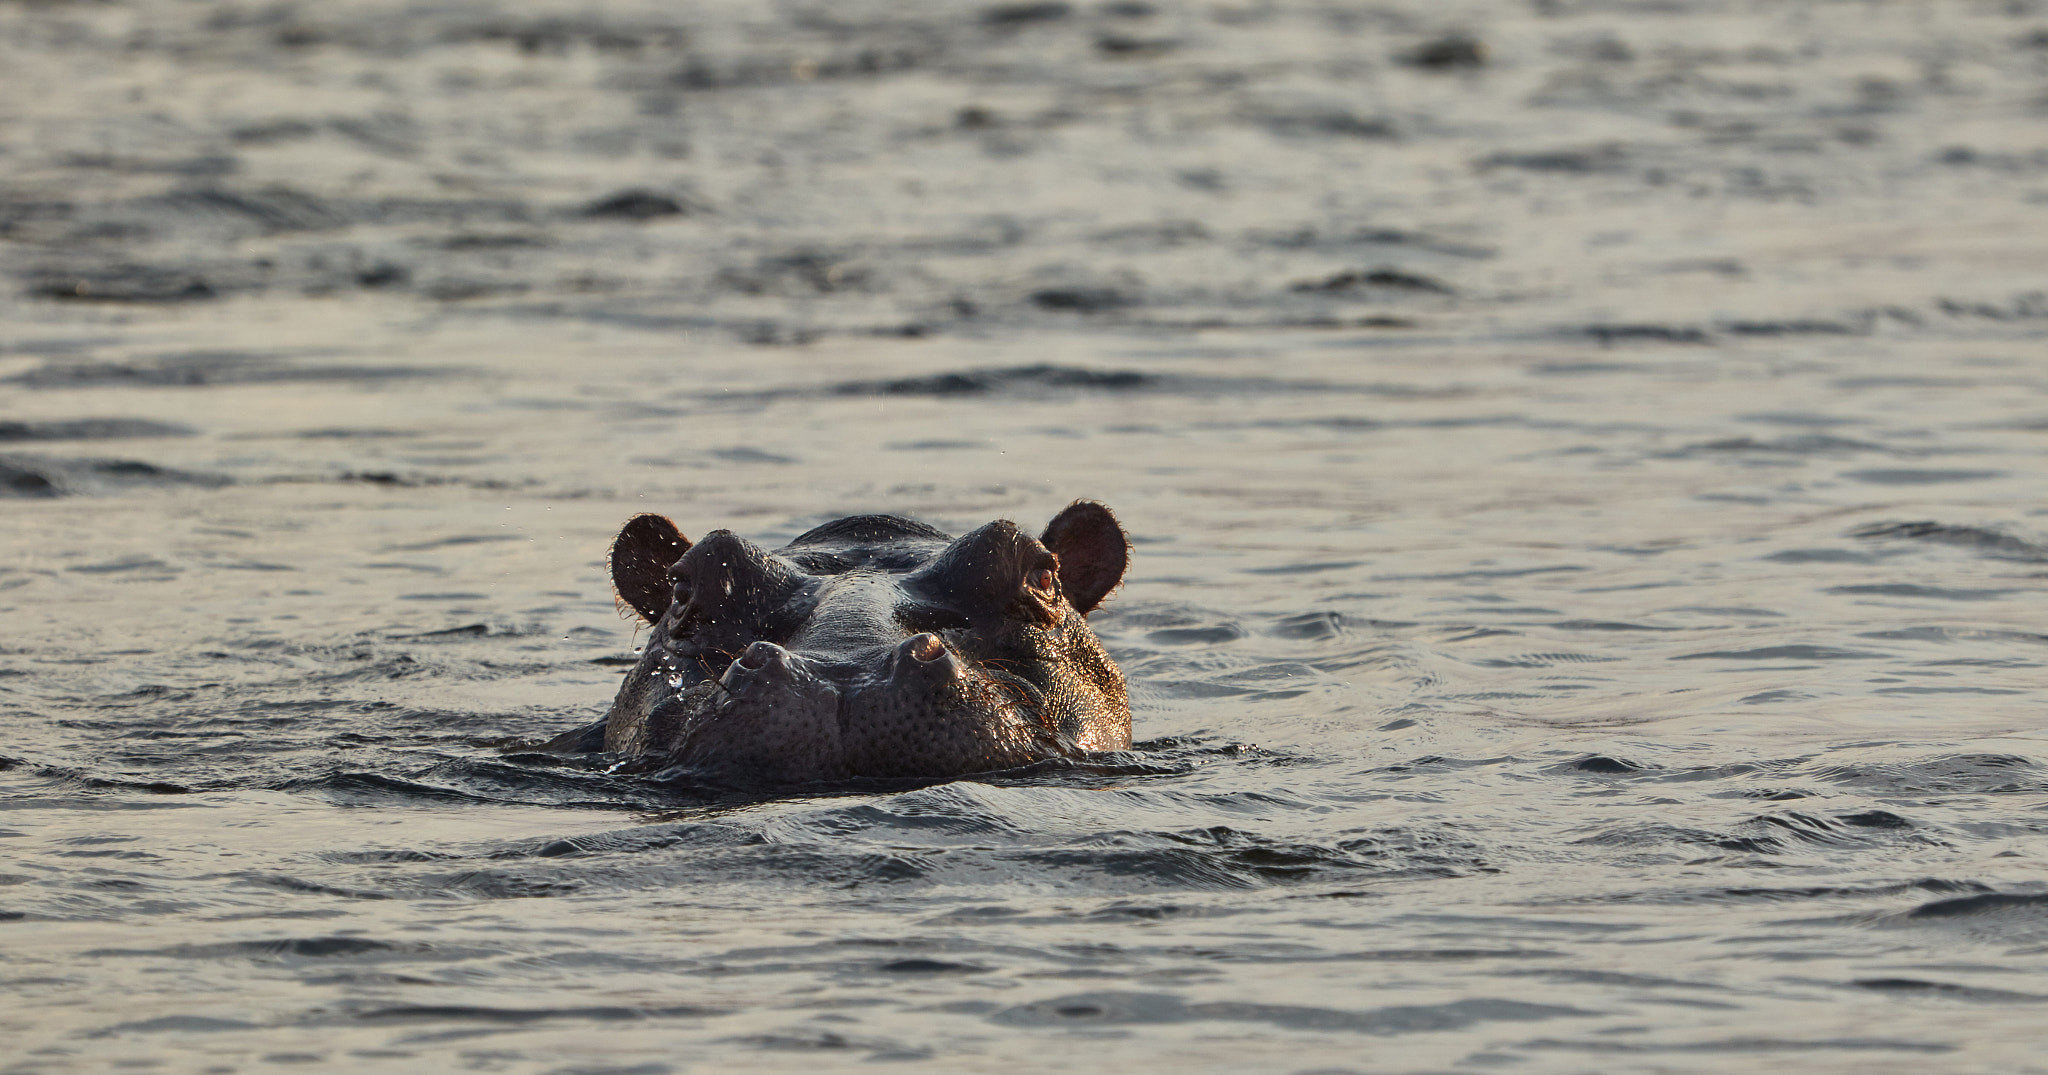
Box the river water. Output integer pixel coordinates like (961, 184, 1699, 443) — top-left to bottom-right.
(5, 1, 2048, 1072)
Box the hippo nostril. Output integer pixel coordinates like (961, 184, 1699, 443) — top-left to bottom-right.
(905, 633, 945, 663)
(737, 640, 781, 670)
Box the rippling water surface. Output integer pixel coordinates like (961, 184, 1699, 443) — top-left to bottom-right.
(6, 1, 2048, 1072)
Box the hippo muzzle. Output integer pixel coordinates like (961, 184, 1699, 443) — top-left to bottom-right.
(554, 501, 1133, 783)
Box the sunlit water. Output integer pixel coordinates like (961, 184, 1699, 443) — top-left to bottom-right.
(6, 2, 2048, 1073)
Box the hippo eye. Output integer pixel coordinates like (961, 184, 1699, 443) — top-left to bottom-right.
(1027, 567, 1057, 593)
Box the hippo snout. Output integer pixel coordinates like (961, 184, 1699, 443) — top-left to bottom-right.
(557, 502, 1134, 783)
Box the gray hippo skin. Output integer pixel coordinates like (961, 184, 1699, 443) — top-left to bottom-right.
(553, 501, 1133, 782)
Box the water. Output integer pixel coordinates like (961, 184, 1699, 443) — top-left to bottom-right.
(5, 1, 2048, 1071)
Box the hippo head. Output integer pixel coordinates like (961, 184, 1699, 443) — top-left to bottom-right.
(581, 501, 1132, 783)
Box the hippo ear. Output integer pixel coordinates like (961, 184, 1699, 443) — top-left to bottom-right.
(1040, 501, 1129, 615)
(610, 514, 691, 623)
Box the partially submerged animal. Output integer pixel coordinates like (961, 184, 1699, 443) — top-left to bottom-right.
(550, 501, 1132, 782)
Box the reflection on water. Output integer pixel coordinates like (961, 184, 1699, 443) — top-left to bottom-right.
(5, 0, 2048, 1071)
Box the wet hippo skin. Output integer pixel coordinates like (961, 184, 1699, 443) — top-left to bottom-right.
(550, 501, 1132, 782)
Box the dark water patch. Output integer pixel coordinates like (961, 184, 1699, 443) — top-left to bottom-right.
(1719, 318, 1866, 336)
(0, 419, 194, 442)
(63, 556, 176, 576)
(24, 763, 195, 794)
(1531, 361, 1642, 375)
(1902, 892, 2048, 921)
(1571, 823, 1783, 856)
(355, 1003, 720, 1024)
(1291, 268, 1451, 294)
(1264, 611, 1353, 639)
(581, 189, 692, 220)
(87, 936, 469, 961)
(1474, 652, 1622, 667)
(60, 152, 236, 177)
(88, 1015, 261, 1036)
(1857, 626, 2048, 646)
(1672, 434, 1892, 456)
(1479, 145, 1630, 174)
(422, 795, 1483, 894)
(1028, 286, 1136, 312)
(1582, 323, 1710, 345)
(1826, 584, 2014, 601)
(1844, 977, 2048, 1002)
(886, 439, 986, 451)
(825, 364, 1150, 397)
(1874, 686, 2025, 695)
(27, 266, 221, 304)
(381, 534, 524, 552)
(1763, 548, 1888, 564)
(981, 2, 1072, 27)
(315, 470, 463, 488)
(1742, 411, 1863, 427)
(410, 756, 676, 809)
(293, 428, 417, 440)
(876, 957, 987, 974)
(0, 459, 60, 498)
(229, 119, 318, 144)
(1253, 108, 1397, 141)
(719, 1028, 901, 1053)
(1805, 754, 2048, 796)
(1843, 468, 2004, 485)
(437, 14, 693, 55)
(152, 186, 349, 234)
(1088, 220, 1209, 249)
(427, 869, 590, 899)
(1851, 521, 2048, 561)
(272, 768, 641, 810)
(1249, 226, 1495, 259)
(1870, 891, 2048, 947)
(719, 252, 876, 297)
(1834, 376, 1980, 392)
(436, 233, 549, 250)
(1748, 810, 1939, 849)
(1638, 879, 1992, 906)
(489, 823, 766, 861)
(322, 848, 457, 865)
(1844, 811, 1918, 830)
(1147, 623, 1245, 646)
(794, 366, 1409, 405)
(397, 624, 518, 640)
(1376, 565, 1585, 582)
(0, 455, 230, 498)
(1672, 645, 1887, 662)
(1095, 33, 1176, 57)
(1370, 755, 1516, 777)
(1560, 756, 1648, 775)
(1501, 968, 1726, 991)
(668, 41, 937, 92)
(991, 991, 1590, 1033)
(1404, 34, 1487, 69)
(1549, 620, 1682, 632)
(7, 351, 441, 389)
(1935, 293, 2048, 321)
(234, 874, 395, 901)
(703, 446, 798, 465)
(1523, 1036, 1953, 1055)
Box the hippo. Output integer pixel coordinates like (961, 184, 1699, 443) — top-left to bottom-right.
(549, 501, 1133, 782)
